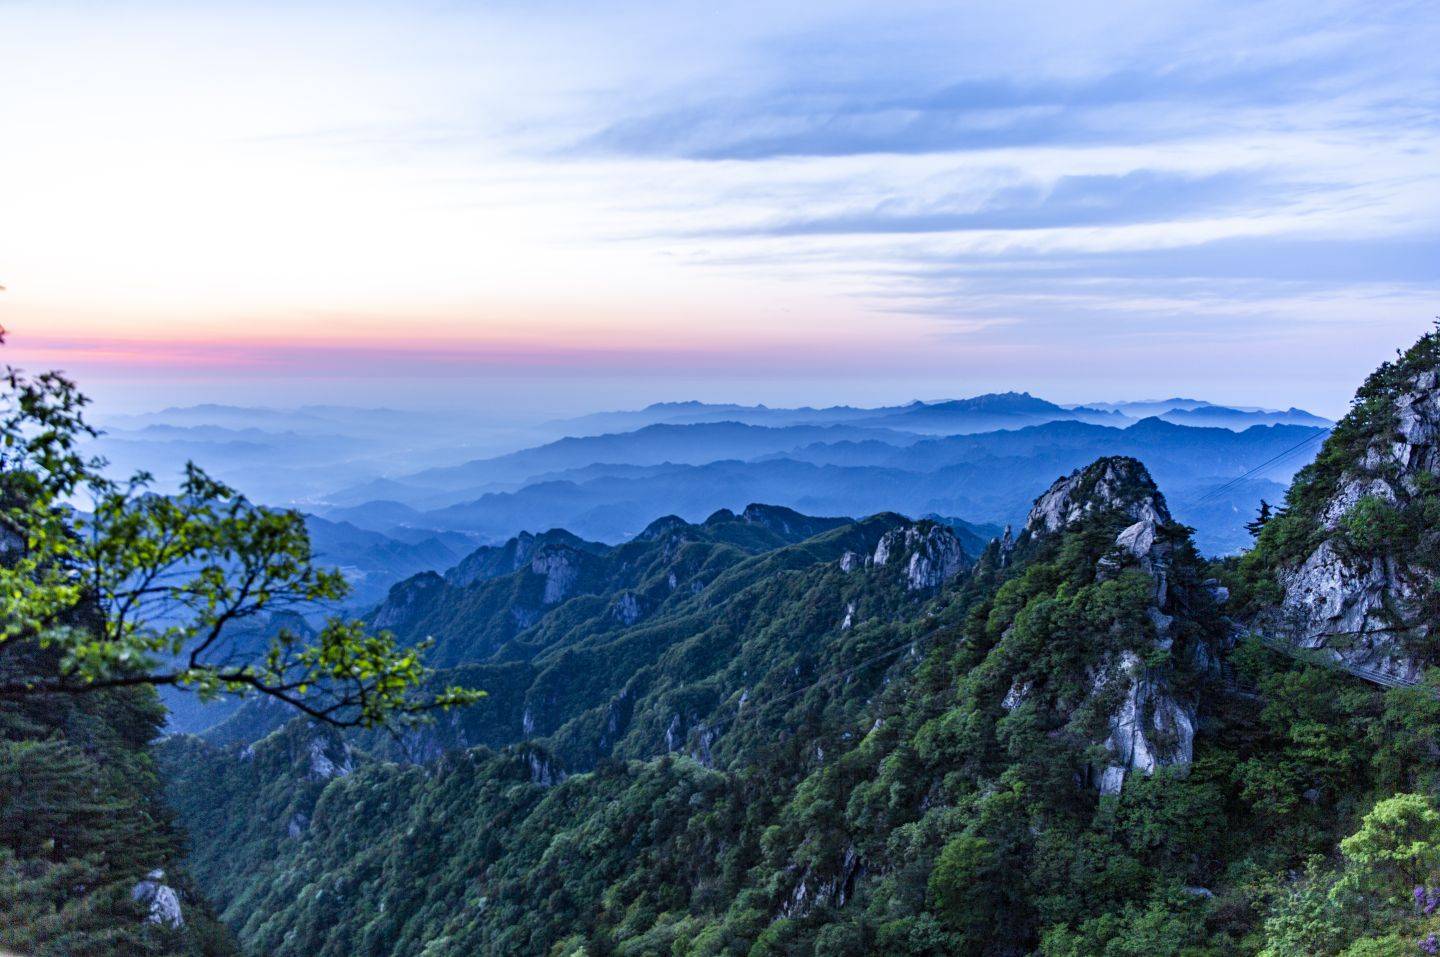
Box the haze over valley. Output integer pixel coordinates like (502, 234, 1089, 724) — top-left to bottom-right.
(5, 2, 1439, 955)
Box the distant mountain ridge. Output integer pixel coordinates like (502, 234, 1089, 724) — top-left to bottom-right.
(324, 417, 1328, 554)
(546, 392, 1329, 436)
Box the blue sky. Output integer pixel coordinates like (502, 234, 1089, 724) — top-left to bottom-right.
(0, 0, 1436, 415)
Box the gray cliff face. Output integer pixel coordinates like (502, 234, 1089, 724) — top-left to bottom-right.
(306, 735, 353, 781)
(1025, 458, 1199, 794)
(531, 547, 581, 605)
(1092, 651, 1195, 795)
(524, 748, 565, 787)
(446, 531, 538, 587)
(870, 522, 968, 591)
(1268, 367, 1440, 683)
(371, 571, 445, 630)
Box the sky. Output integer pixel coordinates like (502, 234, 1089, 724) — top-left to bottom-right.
(0, 0, 1437, 417)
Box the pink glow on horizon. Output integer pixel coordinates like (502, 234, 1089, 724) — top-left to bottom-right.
(2, 328, 1003, 379)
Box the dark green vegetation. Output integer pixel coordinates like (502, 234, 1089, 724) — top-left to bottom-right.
(160, 322, 1440, 957)
(0, 636, 239, 956)
(12, 330, 1440, 956)
(0, 343, 473, 951)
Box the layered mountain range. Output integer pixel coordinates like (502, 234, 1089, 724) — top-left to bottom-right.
(97, 393, 1331, 570)
(321, 414, 1327, 557)
(153, 332, 1440, 957)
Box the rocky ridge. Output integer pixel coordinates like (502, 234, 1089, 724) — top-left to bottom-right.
(1020, 457, 1207, 793)
(1256, 333, 1440, 684)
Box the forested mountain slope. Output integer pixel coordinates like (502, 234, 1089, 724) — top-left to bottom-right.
(0, 630, 238, 955)
(161, 332, 1440, 956)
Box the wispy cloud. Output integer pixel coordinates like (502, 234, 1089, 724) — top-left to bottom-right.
(0, 0, 1436, 412)
(698, 169, 1291, 236)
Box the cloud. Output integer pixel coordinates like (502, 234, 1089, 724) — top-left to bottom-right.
(576, 39, 1412, 160)
(698, 169, 1289, 236)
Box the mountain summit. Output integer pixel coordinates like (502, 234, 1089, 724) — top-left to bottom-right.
(1242, 330, 1440, 682)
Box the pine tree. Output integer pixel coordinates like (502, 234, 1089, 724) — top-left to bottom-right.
(1246, 500, 1274, 538)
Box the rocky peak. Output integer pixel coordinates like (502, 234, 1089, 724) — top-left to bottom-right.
(446, 528, 606, 587)
(371, 571, 445, 630)
(635, 514, 693, 542)
(1261, 333, 1440, 682)
(1010, 457, 1205, 794)
(445, 531, 536, 587)
(738, 503, 845, 540)
(1025, 457, 1170, 537)
(871, 522, 967, 591)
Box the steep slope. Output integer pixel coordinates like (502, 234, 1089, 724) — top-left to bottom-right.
(0, 637, 238, 955)
(352, 506, 944, 764)
(1236, 329, 1440, 682)
(368, 504, 850, 669)
(162, 460, 1257, 956)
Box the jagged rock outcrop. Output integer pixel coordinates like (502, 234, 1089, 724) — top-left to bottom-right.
(447, 529, 610, 587)
(521, 747, 566, 787)
(306, 735, 353, 781)
(131, 869, 184, 927)
(610, 591, 649, 626)
(1022, 457, 1202, 793)
(1026, 457, 1172, 536)
(1258, 336, 1440, 684)
(872, 522, 968, 591)
(1093, 652, 1195, 795)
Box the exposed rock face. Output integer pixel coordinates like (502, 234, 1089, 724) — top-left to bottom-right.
(871, 522, 967, 591)
(1026, 457, 1171, 536)
(532, 547, 582, 605)
(1265, 360, 1440, 683)
(523, 748, 565, 787)
(371, 571, 445, 630)
(131, 869, 184, 927)
(1276, 542, 1421, 680)
(306, 736, 353, 781)
(1025, 457, 1200, 793)
(447, 529, 610, 587)
(1094, 652, 1195, 796)
(611, 592, 648, 626)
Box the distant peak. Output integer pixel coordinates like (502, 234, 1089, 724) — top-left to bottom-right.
(635, 514, 692, 541)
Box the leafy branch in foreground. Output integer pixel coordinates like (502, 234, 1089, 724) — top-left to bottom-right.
(0, 330, 481, 727)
